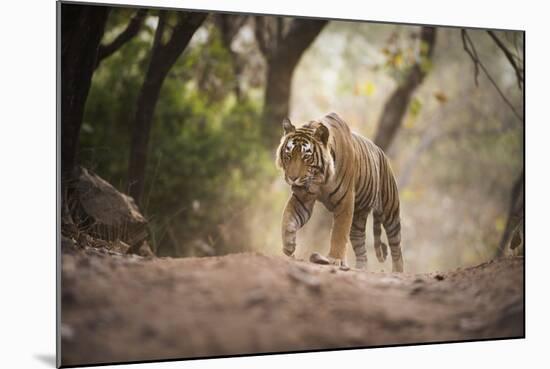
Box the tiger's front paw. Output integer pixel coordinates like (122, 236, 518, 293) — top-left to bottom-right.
(283, 244, 296, 257)
(327, 255, 349, 270)
(310, 252, 349, 270)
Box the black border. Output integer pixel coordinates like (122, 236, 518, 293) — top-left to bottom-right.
(56, 1, 526, 368)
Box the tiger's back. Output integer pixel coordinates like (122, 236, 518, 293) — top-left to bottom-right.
(313, 114, 396, 215)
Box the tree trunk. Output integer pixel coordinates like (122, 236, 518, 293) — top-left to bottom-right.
(127, 12, 206, 204)
(61, 4, 110, 180)
(256, 18, 328, 146)
(263, 62, 294, 142)
(374, 26, 437, 152)
(215, 15, 248, 100)
(496, 171, 524, 257)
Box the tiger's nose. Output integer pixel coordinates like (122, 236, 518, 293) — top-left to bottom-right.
(288, 175, 298, 182)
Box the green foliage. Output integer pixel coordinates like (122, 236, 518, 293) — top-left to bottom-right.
(145, 96, 275, 256)
(80, 12, 276, 257)
(178, 25, 237, 104)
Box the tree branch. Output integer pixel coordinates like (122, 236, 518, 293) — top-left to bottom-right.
(276, 18, 328, 66)
(461, 29, 480, 86)
(374, 26, 437, 152)
(258, 17, 328, 145)
(487, 30, 523, 89)
(96, 9, 147, 69)
(461, 29, 523, 122)
(127, 11, 207, 203)
(153, 12, 167, 52)
(215, 14, 248, 49)
(215, 14, 248, 100)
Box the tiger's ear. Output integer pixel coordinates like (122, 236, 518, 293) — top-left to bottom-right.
(282, 118, 295, 135)
(314, 123, 330, 146)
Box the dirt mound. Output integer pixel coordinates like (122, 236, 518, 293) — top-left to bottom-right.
(60, 251, 524, 366)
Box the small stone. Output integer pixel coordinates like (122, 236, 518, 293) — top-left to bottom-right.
(410, 286, 423, 296)
(245, 288, 267, 306)
(434, 274, 445, 281)
(309, 252, 330, 265)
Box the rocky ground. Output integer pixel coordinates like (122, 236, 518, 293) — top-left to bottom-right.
(60, 248, 524, 366)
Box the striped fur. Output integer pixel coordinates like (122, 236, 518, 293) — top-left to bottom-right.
(276, 113, 403, 272)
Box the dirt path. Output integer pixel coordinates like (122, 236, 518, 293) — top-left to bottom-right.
(60, 250, 524, 366)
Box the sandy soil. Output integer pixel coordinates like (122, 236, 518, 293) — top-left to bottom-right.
(60, 249, 524, 366)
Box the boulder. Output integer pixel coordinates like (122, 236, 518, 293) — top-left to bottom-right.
(69, 167, 149, 252)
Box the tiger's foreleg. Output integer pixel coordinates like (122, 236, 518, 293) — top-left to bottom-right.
(326, 191, 355, 267)
(281, 193, 315, 257)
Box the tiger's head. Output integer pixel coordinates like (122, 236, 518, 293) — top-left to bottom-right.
(276, 117, 335, 195)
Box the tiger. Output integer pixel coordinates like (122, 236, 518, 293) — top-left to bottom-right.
(276, 112, 403, 272)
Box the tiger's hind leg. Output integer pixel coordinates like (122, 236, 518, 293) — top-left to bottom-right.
(383, 212, 403, 273)
(373, 210, 388, 263)
(350, 210, 369, 270)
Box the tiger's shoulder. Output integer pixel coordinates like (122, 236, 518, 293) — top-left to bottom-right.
(317, 112, 352, 136)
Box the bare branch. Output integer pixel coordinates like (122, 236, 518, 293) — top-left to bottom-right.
(487, 31, 523, 89)
(461, 29, 480, 86)
(461, 29, 523, 122)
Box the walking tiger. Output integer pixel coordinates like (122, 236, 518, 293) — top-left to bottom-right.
(276, 112, 403, 272)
